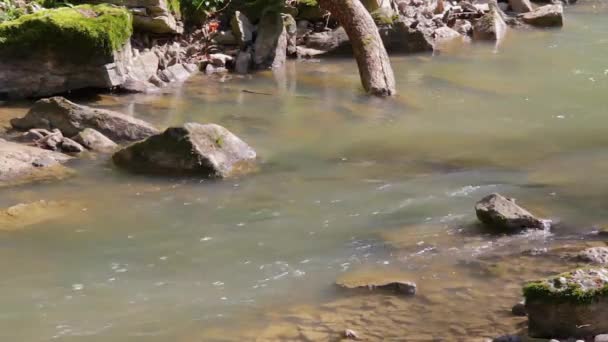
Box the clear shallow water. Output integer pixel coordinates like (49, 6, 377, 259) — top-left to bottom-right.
(1, 2, 608, 340)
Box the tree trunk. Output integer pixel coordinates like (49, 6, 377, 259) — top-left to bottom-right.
(318, 0, 396, 96)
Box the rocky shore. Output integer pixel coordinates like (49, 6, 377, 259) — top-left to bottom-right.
(1, 0, 566, 99)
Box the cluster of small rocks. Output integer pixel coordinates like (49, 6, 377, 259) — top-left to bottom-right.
(1, 96, 258, 186)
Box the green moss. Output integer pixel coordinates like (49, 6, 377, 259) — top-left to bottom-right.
(0, 4, 132, 63)
(371, 9, 397, 26)
(167, 0, 181, 18)
(298, 0, 317, 6)
(523, 270, 608, 305)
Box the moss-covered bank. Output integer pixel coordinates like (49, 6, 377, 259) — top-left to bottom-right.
(523, 268, 608, 304)
(0, 4, 132, 63)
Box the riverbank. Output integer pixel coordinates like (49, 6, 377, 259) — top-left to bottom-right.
(0, 0, 570, 100)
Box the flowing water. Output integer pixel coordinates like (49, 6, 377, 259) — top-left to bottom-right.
(1, 2, 608, 341)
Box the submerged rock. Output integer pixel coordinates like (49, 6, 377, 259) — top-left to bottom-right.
(73, 128, 118, 153)
(336, 270, 417, 296)
(11, 97, 159, 142)
(0, 139, 73, 187)
(524, 268, 608, 338)
(112, 123, 257, 178)
(519, 4, 563, 27)
(337, 279, 417, 296)
(0, 200, 79, 231)
(475, 193, 546, 231)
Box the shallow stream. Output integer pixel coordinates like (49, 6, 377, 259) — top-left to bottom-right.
(1, 2, 608, 340)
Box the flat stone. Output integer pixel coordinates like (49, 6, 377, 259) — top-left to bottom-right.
(73, 128, 118, 153)
(336, 270, 417, 296)
(519, 4, 563, 27)
(0, 139, 73, 187)
(11, 97, 158, 143)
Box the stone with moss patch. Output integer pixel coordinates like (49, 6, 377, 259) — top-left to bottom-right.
(523, 268, 608, 338)
(0, 4, 132, 63)
(0, 5, 137, 99)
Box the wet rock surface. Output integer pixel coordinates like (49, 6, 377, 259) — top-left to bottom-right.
(0, 139, 73, 187)
(519, 4, 564, 27)
(336, 274, 417, 296)
(11, 97, 159, 143)
(73, 128, 118, 153)
(112, 123, 256, 178)
(475, 193, 546, 231)
(575, 247, 608, 265)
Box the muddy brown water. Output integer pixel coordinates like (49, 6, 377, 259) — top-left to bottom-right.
(1, 2, 608, 341)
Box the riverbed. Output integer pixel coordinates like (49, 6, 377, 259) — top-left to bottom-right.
(1, 1, 608, 341)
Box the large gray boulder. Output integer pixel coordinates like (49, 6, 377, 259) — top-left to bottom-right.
(0, 139, 72, 187)
(475, 193, 546, 231)
(112, 123, 257, 178)
(524, 268, 608, 338)
(519, 4, 563, 27)
(253, 11, 288, 69)
(11, 97, 159, 143)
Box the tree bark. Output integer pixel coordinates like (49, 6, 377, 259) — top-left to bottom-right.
(318, 0, 396, 96)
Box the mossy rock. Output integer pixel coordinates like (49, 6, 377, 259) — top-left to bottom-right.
(524, 268, 608, 338)
(0, 4, 132, 63)
(523, 268, 608, 305)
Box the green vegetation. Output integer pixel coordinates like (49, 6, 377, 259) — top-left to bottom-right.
(0, 0, 24, 23)
(371, 8, 398, 26)
(0, 4, 132, 62)
(523, 270, 608, 305)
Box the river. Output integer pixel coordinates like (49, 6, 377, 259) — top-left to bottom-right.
(1, 1, 607, 340)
